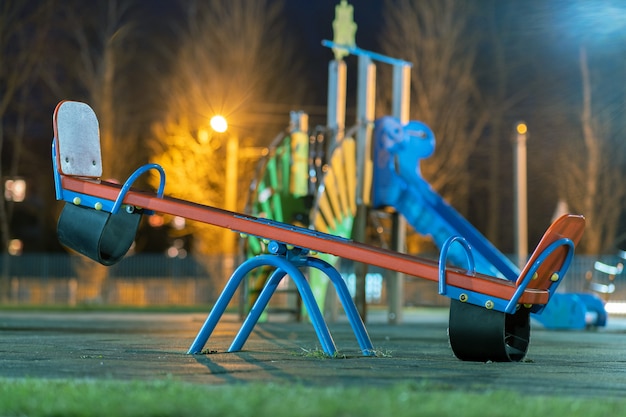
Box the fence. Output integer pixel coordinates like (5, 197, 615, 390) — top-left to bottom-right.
(2, 254, 239, 307)
(1, 253, 624, 309)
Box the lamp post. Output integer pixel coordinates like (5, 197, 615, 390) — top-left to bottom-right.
(210, 116, 239, 254)
(513, 121, 528, 267)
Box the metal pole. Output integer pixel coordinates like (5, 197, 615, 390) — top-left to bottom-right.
(355, 55, 375, 206)
(224, 134, 239, 253)
(392, 64, 411, 124)
(353, 55, 376, 320)
(327, 60, 347, 147)
(388, 63, 411, 325)
(513, 122, 528, 267)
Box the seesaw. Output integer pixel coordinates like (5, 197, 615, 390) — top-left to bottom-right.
(52, 101, 585, 362)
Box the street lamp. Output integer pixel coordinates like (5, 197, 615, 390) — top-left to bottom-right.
(210, 115, 228, 133)
(207, 115, 267, 254)
(513, 121, 528, 267)
(209, 115, 239, 254)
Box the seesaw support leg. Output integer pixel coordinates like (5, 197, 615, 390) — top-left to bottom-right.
(189, 248, 374, 357)
(305, 257, 374, 354)
(228, 256, 337, 355)
(229, 256, 374, 356)
(187, 258, 254, 354)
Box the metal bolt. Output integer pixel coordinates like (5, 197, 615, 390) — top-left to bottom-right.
(485, 300, 494, 310)
(94, 202, 103, 211)
(459, 293, 468, 302)
(72, 197, 81, 205)
(550, 273, 559, 282)
(268, 241, 281, 254)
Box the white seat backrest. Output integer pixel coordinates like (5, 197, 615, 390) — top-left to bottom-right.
(54, 101, 102, 177)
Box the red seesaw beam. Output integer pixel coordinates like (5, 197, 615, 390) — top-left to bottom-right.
(60, 175, 584, 306)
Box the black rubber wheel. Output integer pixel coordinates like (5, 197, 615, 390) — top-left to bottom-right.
(448, 299, 530, 362)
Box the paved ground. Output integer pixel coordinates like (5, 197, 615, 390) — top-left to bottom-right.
(1, 308, 625, 398)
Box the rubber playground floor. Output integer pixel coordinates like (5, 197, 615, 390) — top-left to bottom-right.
(1, 308, 625, 398)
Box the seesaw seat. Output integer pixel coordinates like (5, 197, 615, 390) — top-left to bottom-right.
(52, 100, 585, 362)
(54, 101, 142, 265)
(54, 101, 166, 265)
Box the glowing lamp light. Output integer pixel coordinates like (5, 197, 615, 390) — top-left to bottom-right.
(210, 115, 228, 133)
(516, 122, 528, 135)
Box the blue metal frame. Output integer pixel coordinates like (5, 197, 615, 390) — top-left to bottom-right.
(188, 241, 374, 356)
(438, 236, 475, 296)
(507, 238, 575, 314)
(112, 163, 165, 214)
(438, 235, 575, 314)
(53, 139, 166, 214)
(322, 40, 412, 67)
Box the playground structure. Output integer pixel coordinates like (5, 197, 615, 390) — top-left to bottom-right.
(52, 99, 584, 362)
(244, 113, 607, 330)
(242, 66, 607, 329)
(239, 1, 606, 330)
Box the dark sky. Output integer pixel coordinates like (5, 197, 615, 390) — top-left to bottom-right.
(281, 0, 386, 117)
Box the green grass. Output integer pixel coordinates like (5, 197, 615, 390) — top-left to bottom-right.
(0, 378, 623, 417)
(297, 346, 393, 359)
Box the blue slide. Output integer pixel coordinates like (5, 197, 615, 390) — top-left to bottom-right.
(371, 117, 605, 329)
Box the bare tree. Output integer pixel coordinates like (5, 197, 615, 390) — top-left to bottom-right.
(149, 0, 306, 255)
(43, 0, 152, 179)
(42, 0, 158, 302)
(0, 0, 54, 301)
(556, 46, 626, 254)
(471, 0, 535, 245)
(377, 0, 489, 213)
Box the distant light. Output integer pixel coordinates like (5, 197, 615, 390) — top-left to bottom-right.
(594, 261, 623, 276)
(605, 302, 626, 315)
(172, 216, 185, 230)
(8, 239, 22, 255)
(210, 115, 228, 133)
(4, 179, 25, 202)
(148, 214, 164, 227)
(198, 129, 209, 144)
(516, 122, 528, 135)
